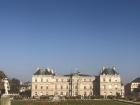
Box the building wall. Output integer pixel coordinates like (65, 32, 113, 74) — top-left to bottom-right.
(131, 82, 140, 92)
(70, 75, 95, 96)
(100, 74, 124, 97)
(31, 74, 95, 97)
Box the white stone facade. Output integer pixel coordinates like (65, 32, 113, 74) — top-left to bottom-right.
(99, 67, 124, 97)
(31, 68, 95, 97)
(31, 67, 124, 98)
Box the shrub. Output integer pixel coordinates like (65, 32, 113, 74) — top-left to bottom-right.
(40, 95, 49, 100)
(136, 97, 140, 102)
(107, 95, 115, 99)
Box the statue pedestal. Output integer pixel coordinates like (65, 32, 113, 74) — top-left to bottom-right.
(1, 95, 11, 105)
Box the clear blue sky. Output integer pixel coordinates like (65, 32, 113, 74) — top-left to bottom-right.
(0, 0, 140, 83)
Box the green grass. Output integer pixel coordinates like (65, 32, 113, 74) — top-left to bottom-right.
(10, 100, 134, 105)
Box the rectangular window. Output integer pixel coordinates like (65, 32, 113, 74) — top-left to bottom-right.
(84, 92, 87, 96)
(46, 79, 48, 82)
(35, 85, 37, 89)
(55, 85, 57, 90)
(41, 78, 43, 82)
(61, 86, 63, 89)
(103, 78, 105, 82)
(84, 79, 86, 82)
(84, 86, 86, 89)
(90, 86, 92, 89)
(75, 92, 78, 95)
(90, 92, 92, 95)
(66, 92, 69, 96)
(61, 92, 63, 95)
(41, 86, 43, 89)
(67, 79, 69, 82)
(67, 86, 68, 89)
(35, 92, 37, 95)
(46, 86, 48, 90)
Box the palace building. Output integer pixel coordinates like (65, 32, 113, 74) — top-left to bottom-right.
(99, 67, 124, 98)
(31, 67, 95, 97)
(31, 66, 124, 98)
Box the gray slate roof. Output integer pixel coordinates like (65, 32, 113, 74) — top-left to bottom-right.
(132, 77, 140, 83)
(34, 68, 55, 75)
(64, 71, 92, 77)
(101, 67, 119, 75)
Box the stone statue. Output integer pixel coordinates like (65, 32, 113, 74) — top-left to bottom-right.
(1, 78, 11, 105)
(3, 78, 10, 95)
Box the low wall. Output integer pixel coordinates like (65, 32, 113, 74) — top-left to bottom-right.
(114, 99, 140, 105)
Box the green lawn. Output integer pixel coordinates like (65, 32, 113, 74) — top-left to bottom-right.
(10, 100, 134, 105)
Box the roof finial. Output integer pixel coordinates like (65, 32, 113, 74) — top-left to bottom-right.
(51, 69, 54, 74)
(103, 66, 105, 70)
(112, 65, 116, 70)
(47, 68, 51, 72)
(101, 66, 105, 73)
(37, 67, 40, 71)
